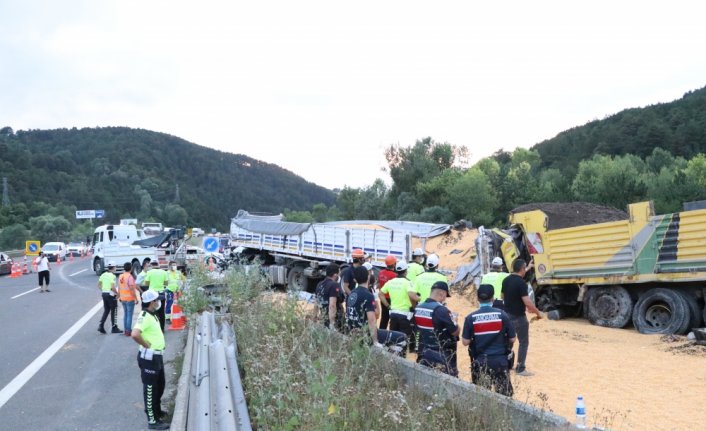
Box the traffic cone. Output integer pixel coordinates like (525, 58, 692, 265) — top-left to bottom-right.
(10, 263, 21, 278)
(56, 255, 61, 265)
(208, 256, 216, 271)
(70, 253, 74, 262)
(22, 259, 29, 274)
(169, 302, 186, 331)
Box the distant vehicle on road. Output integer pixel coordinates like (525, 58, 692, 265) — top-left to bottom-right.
(0, 252, 13, 275)
(42, 242, 68, 262)
(192, 227, 205, 237)
(141, 222, 163, 238)
(67, 242, 86, 257)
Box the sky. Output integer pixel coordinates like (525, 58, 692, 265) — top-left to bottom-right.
(1, 1, 705, 189)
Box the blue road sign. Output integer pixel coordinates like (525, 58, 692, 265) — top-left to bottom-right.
(203, 237, 219, 253)
(96, 210, 105, 219)
(29, 243, 38, 253)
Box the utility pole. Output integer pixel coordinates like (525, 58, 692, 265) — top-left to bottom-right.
(175, 183, 180, 203)
(2, 177, 8, 207)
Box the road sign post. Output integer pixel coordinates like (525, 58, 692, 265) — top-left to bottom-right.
(25, 240, 41, 256)
(203, 237, 219, 253)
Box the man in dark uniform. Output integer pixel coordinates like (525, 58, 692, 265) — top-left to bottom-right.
(314, 263, 345, 330)
(347, 266, 407, 355)
(462, 284, 516, 397)
(341, 248, 366, 295)
(132, 289, 170, 430)
(414, 281, 460, 376)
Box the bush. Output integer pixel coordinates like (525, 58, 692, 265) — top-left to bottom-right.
(0, 224, 29, 249)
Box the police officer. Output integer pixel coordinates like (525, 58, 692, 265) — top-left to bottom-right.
(97, 262, 121, 334)
(414, 281, 460, 376)
(407, 248, 426, 284)
(377, 260, 417, 357)
(132, 289, 170, 430)
(461, 284, 516, 397)
(314, 263, 345, 330)
(414, 253, 447, 303)
(144, 261, 168, 331)
(165, 261, 183, 322)
(480, 256, 509, 309)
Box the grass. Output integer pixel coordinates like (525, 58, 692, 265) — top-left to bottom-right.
(209, 263, 550, 431)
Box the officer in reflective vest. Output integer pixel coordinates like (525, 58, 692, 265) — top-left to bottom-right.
(414, 253, 447, 303)
(378, 260, 418, 357)
(144, 261, 168, 331)
(165, 262, 183, 320)
(414, 281, 460, 376)
(132, 289, 170, 430)
(407, 248, 426, 283)
(480, 256, 509, 309)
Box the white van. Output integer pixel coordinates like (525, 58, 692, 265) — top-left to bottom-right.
(91, 224, 155, 275)
(42, 242, 68, 262)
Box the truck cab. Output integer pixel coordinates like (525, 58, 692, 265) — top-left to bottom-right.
(91, 224, 153, 275)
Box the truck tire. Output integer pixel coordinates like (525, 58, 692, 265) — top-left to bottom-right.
(586, 286, 633, 328)
(93, 258, 105, 275)
(632, 288, 690, 335)
(677, 290, 703, 329)
(287, 266, 307, 291)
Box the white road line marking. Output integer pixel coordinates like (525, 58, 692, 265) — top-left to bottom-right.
(70, 269, 87, 277)
(0, 301, 103, 410)
(11, 287, 40, 299)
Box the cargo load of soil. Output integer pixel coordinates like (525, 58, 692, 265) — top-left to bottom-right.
(510, 202, 628, 230)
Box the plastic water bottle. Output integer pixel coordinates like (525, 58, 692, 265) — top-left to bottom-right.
(575, 395, 586, 429)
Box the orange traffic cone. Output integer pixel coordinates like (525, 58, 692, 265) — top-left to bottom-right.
(56, 255, 61, 265)
(10, 263, 21, 278)
(70, 253, 74, 262)
(169, 302, 186, 331)
(208, 256, 216, 271)
(22, 259, 29, 274)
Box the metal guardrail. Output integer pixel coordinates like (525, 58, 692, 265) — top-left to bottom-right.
(172, 311, 252, 431)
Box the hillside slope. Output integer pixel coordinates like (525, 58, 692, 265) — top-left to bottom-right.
(533, 86, 706, 173)
(0, 126, 335, 230)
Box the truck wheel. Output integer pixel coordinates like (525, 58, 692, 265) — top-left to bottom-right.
(94, 258, 105, 275)
(287, 266, 307, 291)
(587, 286, 633, 328)
(632, 288, 690, 334)
(677, 290, 702, 329)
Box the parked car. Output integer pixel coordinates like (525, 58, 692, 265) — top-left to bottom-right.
(42, 242, 68, 262)
(67, 242, 86, 257)
(0, 252, 13, 275)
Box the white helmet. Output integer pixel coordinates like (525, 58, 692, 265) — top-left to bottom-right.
(412, 248, 425, 257)
(426, 254, 440, 269)
(142, 289, 159, 303)
(491, 256, 503, 267)
(395, 260, 409, 272)
(363, 262, 373, 271)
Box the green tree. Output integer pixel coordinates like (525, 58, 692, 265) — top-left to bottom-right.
(418, 206, 454, 224)
(70, 220, 95, 242)
(29, 215, 72, 243)
(0, 224, 29, 249)
(311, 203, 328, 223)
(336, 187, 361, 220)
(447, 168, 498, 226)
(283, 210, 314, 223)
(571, 154, 647, 209)
(163, 203, 188, 226)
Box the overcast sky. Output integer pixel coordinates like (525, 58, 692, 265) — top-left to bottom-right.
(1, 1, 705, 189)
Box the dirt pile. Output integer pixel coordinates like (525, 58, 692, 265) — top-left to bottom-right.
(412, 228, 478, 274)
(510, 202, 628, 230)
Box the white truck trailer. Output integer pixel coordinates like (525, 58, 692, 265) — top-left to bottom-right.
(229, 210, 450, 291)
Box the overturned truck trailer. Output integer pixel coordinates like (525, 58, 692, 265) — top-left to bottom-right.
(229, 210, 450, 292)
(482, 201, 706, 335)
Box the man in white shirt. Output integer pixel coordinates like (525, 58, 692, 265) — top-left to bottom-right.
(35, 251, 51, 293)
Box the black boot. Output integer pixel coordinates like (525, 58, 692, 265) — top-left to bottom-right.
(111, 325, 122, 334)
(98, 325, 106, 334)
(147, 421, 170, 430)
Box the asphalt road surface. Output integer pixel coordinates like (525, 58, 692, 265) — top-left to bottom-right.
(0, 257, 185, 430)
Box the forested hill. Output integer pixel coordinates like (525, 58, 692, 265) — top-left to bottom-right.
(533, 86, 706, 174)
(0, 127, 335, 230)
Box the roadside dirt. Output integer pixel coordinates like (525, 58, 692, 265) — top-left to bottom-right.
(442, 293, 706, 431)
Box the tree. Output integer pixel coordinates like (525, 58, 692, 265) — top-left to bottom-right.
(571, 154, 647, 209)
(163, 203, 188, 226)
(336, 187, 361, 220)
(29, 215, 71, 243)
(447, 168, 498, 226)
(418, 206, 454, 224)
(311, 203, 328, 223)
(0, 223, 29, 249)
(385, 137, 469, 195)
(283, 210, 314, 223)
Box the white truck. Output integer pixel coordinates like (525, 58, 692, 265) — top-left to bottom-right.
(90, 224, 196, 275)
(141, 222, 164, 238)
(229, 210, 450, 291)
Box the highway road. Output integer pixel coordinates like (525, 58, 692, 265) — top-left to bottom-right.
(0, 257, 185, 430)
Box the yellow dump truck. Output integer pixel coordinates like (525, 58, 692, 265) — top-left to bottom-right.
(490, 201, 705, 334)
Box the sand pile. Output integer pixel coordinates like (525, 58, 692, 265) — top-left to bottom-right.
(413, 228, 478, 274)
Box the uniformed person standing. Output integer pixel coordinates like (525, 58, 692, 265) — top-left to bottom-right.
(164, 261, 183, 321)
(407, 248, 426, 284)
(414, 281, 460, 376)
(144, 261, 168, 331)
(462, 284, 516, 397)
(377, 261, 418, 357)
(132, 289, 170, 430)
(480, 256, 509, 309)
(413, 254, 447, 303)
(97, 262, 121, 334)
